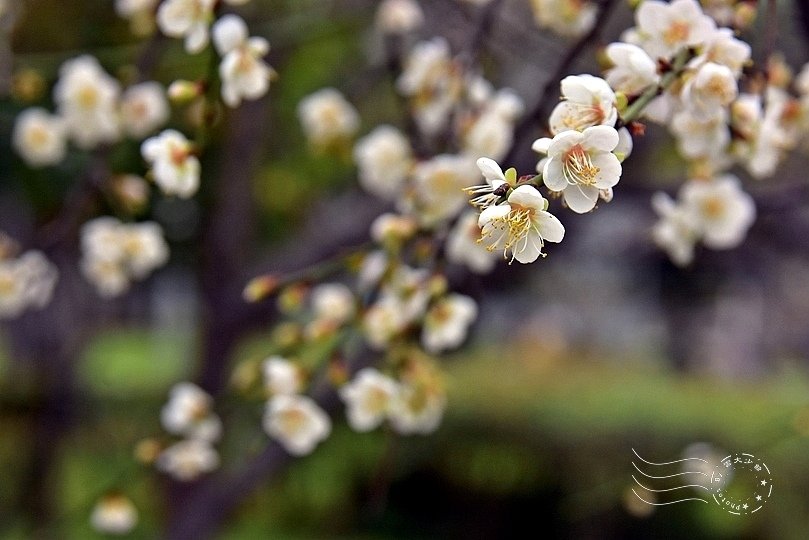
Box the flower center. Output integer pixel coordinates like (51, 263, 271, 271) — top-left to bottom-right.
(77, 85, 99, 109)
(563, 144, 600, 186)
(701, 197, 725, 219)
(280, 408, 308, 434)
(170, 144, 189, 167)
(0, 273, 15, 296)
(479, 204, 538, 262)
(26, 125, 50, 148)
(663, 21, 690, 46)
(562, 103, 606, 131)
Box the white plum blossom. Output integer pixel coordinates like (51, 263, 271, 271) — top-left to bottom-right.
(421, 294, 477, 353)
(141, 129, 201, 198)
(693, 27, 751, 76)
(160, 382, 222, 442)
(263, 356, 304, 396)
(462, 84, 524, 161)
(263, 394, 331, 456)
(465, 156, 513, 209)
(478, 185, 565, 263)
(297, 88, 360, 148)
(405, 154, 478, 226)
(446, 211, 499, 274)
(389, 380, 446, 435)
(310, 283, 355, 326)
(396, 38, 463, 135)
(548, 75, 618, 135)
(652, 175, 756, 265)
(212, 14, 274, 107)
(542, 125, 622, 213)
(375, 0, 424, 34)
(604, 42, 660, 96)
(670, 108, 730, 159)
(353, 125, 413, 200)
(54, 55, 121, 148)
(680, 175, 755, 249)
(363, 294, 410, 349)
(339, 368, 399, 432)
(80, 217, 169, 297)
(681, 62, 738, 118)
(370, 213, 418, 245)
(156, 0, 216, 53)
(90, 494, 138, 535)
(12, 108, 67, 167)
(120, 82, 170, 139)
(651, 191, 700, 266)
(0, 250, 59, 319)
(529, 0, 597, 38)
(634, 0, 716, 60)
(156, 439, 220, 481)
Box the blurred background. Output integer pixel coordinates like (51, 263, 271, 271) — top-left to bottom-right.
(2, 0, 809, 538)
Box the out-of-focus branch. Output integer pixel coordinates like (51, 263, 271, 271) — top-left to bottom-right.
(503, 0, 620, 168)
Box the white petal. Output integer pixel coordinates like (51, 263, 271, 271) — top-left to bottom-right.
(563, 185, 598, 213)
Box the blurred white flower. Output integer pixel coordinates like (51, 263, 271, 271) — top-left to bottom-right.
(529, 0, 597, 38)
(141, 129, 201, 198)
(90, 494, 138, 535)
(389, 380, 446, 435)
(680, 174, 755, 249)
(263, 356, 304, 396)
(604, 43, 659, 96)
(80, 217, 169, 297)
(651, 191, 699, 266)
(54, 55, 121, 148)
(339, 368, 399, 432)
(12, 108, 67, 167)
(634, 0, 716, 60)
(421, 294, 477, 353)
(446, 210, 498, 273)
(692, 27, 751, 77)
(542, 125, 622, 213)
(478, 185, 565, 263)
(670, 108, 730, 159)
(297, 88, 360, 148)
(363, 294, 410, 349)
(157, 0, 216, 53)
(263, 394, 331, 456)
(310, 283, 355, 326)
(397, 38, 463, 135)
(161, 382, 222, 442)
(212, 14, 274, 107)
(405, 154, 477, 226)
(0, 250, 59, 319)
(157, 439, 219, 481)
(354, 125, 413, 200)
(549, 74, 618, 135)
(681, 62, 737, 118)
(120, 82, 170, 139)
(375, 0, 424, 34)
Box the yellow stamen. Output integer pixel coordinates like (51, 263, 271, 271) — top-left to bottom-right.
(563, 144, 600, 186)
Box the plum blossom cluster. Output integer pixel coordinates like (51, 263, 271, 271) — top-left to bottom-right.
(13, 55, 169, 167)
(481, 0, 809, 267)
(0, 234, 58, 319)
(156, 382, 222, 481)
(80, 217, 169, 297)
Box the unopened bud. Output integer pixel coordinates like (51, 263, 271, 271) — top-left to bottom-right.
(243, 274, 281, 302)
(111, 174, 150, 214)
(168, 80, 202, 104)
(133, 438, 162, 465)
(277, 283, 308, 314)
